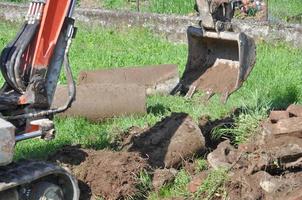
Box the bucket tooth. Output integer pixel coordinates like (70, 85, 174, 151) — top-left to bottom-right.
(178, 26, 256, 102)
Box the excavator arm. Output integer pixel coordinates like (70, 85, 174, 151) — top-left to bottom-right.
(0, 1, 80, 199)
(0, 0, 77, 136)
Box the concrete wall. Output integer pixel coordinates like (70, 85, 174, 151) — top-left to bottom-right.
(0, 2, 301, 47)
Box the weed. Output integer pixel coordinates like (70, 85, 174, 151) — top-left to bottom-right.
(152, 169, 191, 199)
(133, 170, 153, 200)
(194, 168, 228, 200)
(195, 159, 208, 172)
(212, 100, 269, 144)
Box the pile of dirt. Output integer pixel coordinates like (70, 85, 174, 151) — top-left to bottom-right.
(48, 113, 207, 199)
(189, 104, 302, 200)
(121, 112, 206, 168)
(47, 105, 302, 199)
(49, 146, 148, 200)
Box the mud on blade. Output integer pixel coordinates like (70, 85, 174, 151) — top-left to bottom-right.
(177, 26, 256, 103)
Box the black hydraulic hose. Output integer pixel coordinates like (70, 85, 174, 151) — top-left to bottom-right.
(3, 46, 76, 120)
(3, 22, 39, 93)
(13, 23, 40, 91)
(7, 24, 32, 90)
(0, 23, 28, 90)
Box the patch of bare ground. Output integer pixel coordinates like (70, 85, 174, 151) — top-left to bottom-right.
(49, 146, 148, 200)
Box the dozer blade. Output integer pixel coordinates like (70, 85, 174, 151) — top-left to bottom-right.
(177, 26, 256, 102)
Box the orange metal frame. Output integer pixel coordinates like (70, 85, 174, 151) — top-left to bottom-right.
(18, 0, 71, 105)
(31, 0, 71, 69)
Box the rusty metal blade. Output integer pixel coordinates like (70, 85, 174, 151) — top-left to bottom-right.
(178, 26, 256, 103)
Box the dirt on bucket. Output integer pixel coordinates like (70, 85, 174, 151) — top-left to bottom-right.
(49, 146, 148, 200)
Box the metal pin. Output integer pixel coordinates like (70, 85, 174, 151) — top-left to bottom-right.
(29, 3, 37, 24)
(26, 2, 33, 21)
(37, 3, 44, 20)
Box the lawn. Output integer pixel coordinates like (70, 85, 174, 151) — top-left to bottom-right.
(1, 20, 302, 199)
(269, 0, 302, 21)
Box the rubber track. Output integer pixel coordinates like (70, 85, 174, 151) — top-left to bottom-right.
(0, 160, 79, 200)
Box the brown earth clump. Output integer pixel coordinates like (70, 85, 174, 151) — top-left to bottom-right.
(195, 104, 302, 200)
(122, 113, 206, 168)
(49, 146, 148, 200)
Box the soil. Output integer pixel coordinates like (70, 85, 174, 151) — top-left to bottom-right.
(122, 113, 206, 168)
(47, 105, 302, 199)
(197, 59, 239, 102)
(200, 104, 302, 200)
(49, 146, 148, 200)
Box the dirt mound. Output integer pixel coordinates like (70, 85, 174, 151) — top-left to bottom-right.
(191, 104, 302, 199)
(122, 113, 206, 168)
(49, 146, 148, 200)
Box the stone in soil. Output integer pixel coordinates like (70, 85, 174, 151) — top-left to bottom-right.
(287, 104, 302, 117)
(203, 106, 302, 200)
(123, 113, 206, 168)
(269, 110, 289, 123)
(262, 117, 302, 138)
(207, 140, 238, 169)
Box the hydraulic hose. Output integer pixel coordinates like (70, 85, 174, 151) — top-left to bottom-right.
(3, 39, 76, 120)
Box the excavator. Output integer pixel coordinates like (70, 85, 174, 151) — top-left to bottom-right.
(0, 0, 255, 199)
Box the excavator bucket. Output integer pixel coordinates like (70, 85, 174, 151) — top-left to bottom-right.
(177, 26, 256, 102)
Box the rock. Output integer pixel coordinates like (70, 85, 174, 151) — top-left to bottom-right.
(264, 136, 302, 169)
(227, 171, 266, 200)
(265, 172, 302, 200)
(262, 117, 302, 138)
(285, 189, 302, 200)
(246, 136, 302, 173)
(152, 168, 178, 191)
(287, 104, 302, 117)
(126, 113, 206, 168)
(269, 110, 289, 123)
(187, 171, 209, 193)
(259, 177, 280, 193)
(207, 140, 235, 169)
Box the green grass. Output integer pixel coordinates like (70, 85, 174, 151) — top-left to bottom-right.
(149, 169, 191, 199)
(0, 20, 301, 159)
(212, 102, 269, 144)
(1, 20, 302, 199)
(269, 0, 302, 21)
(142, 0, 195, 15)
(2, 0, 302, 21)
(149, 165, 227, 200)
